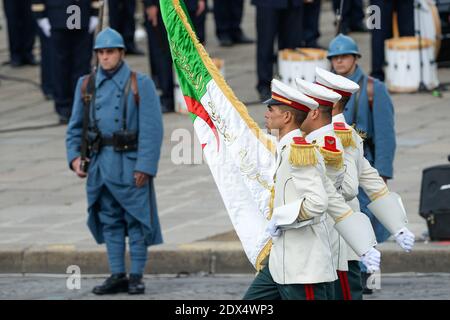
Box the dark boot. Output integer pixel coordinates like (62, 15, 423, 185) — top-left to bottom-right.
(231, 31, 254, 45)
(128, 274, 145, 295)
(218, 34, 233, 47)
(92, 273, 129, 295)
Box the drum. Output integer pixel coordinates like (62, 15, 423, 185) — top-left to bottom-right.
(278, 48, 329, 87)
(385, 36, 439, 92)
(174, 58, 225, 114)
(414, 0, 442, 59)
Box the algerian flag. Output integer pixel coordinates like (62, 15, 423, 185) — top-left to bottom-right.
(160, 0, 276, 269)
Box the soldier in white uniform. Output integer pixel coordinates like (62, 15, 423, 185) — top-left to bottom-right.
(243, 79, 381, 300)
(295, 78, 363, 299)
(314, 67, 415, 299)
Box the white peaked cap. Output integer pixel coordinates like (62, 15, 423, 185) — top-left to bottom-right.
(295, 77, 342, 107)
(264, 78, 319, 112)
(315, 67, 360, 97)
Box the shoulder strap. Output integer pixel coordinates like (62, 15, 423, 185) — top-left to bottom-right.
(367, 76, 374, 110)
(351, 76, 365, 126)
(80, 72, 96, 162)
(81, 73, 93, 105)
(130, 71, 140, 107)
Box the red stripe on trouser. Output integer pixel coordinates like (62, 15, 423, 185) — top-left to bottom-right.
(305, 284, 315, 300)
(337, 271, 348, 300)
(338, 271, 352, 300)
(342, 272, 352, 300)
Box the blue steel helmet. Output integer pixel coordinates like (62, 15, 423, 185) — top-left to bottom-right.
(327, 33, 361, 59)
(94, 27, 125, 50)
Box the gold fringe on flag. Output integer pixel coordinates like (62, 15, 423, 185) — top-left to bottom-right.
(255, 239, 272, 271)
(289, 143, 318, 167)
(267, 186, 275, 220)
(172, 0, 276, 155)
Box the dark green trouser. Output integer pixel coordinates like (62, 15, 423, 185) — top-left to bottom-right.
(333, 261, 363, 300)
(243, 265, 331, 300)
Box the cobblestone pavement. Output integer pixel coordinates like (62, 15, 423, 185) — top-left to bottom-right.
(0, 272, 449, 300)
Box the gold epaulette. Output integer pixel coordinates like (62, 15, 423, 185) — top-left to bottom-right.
(289, 137, 317, 167)
(320, 147, 343, 169)
(351, 123, 368, 140)
(319, 136, 344, 169)
(335, 129, 356, 148)
(334, 122, 356, 149)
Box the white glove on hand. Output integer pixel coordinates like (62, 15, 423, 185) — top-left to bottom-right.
(266, 218, 281, 239)
(361, 247, 381, 273)
(89, 16, 99, 34)
(394, 227, 415, 252)
(37, 18, 51, 37)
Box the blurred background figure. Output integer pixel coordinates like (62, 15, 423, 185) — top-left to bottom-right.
(370, 0, 414, 81)
(32, 0, 100, 124)
(143, 0, 206, 113)
(188, 0, 207, 44)
(333, 0, 366, 34)
(33, 8, 54, 100)
(252, 0, 304, 101)
(302, 0, 321, 48)
(3, 0, 37, 67)
(108, 0, 144, 55)
(213, 0, 253, 47)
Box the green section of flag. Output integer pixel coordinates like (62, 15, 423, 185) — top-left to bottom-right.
(160, 0, 211, 101)
(189, 112, 197, 122)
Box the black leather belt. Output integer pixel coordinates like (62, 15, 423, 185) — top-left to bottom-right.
(100, 136, 114, 146)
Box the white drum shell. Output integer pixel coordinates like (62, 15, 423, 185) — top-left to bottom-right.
(278, 48, 329, 88)
(385, 37, 439, 92)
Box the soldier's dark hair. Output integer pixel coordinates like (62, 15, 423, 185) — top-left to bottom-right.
(334, 96, 350, 113)
(340, 95, 351, 105)
(318, 105, 332, 122)
(278, 105, 308, 127)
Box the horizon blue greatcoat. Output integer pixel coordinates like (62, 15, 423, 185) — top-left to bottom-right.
(342, 65, 396, 244)
(66, 62, 163, 248)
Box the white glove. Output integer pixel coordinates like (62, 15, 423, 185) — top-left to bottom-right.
(89, 16, 99, 34)
(266, 218, 281, 239)
(37, 18, 51, 37)
(361, 247, 381, 273)
(394, 227, 415, 252)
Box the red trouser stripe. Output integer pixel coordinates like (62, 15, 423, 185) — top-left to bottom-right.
(338, 271, 352, 300)
(305, 284, 315, 300)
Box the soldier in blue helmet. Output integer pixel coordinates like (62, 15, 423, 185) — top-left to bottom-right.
(327, 33, 396, 294)
(66, 27, 164, 295)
